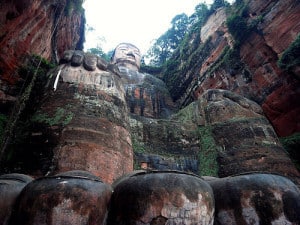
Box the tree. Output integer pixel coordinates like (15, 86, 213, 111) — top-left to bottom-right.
(88, 47, 105, 57)
(189, 3, 210, 28)
(86, 35, 113, 61)
(194, 3, 209, 20)
(87, 47, 112, 62)
(146, 13, 189, 66)
(211, 0, 227, 10)
(226, 14, 248, 45)
(169, 13, 189, 48)
(147, 34, 171, 66)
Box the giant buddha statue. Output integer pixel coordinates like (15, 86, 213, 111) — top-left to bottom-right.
(111, 43, 141, 71)
(111, 43, 175, 118)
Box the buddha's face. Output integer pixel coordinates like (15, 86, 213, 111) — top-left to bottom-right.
(112, 43, 141, 70)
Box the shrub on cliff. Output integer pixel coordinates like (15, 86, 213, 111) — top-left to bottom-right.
(226, 14, 248, 46)
(65, 0, 84, 16)
(0, 55, 55, 163)
(278, 34, 300, 73)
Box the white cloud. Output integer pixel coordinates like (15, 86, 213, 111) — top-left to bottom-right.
(83, 0, 229, 55)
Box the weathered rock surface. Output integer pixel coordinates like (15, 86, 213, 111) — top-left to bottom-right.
(208, 173, 300, 225)
(121, 67, 175, 119)
(130, 89, 300, 184)
(25, 51, 133, 183)
(167, 0, 300, 137)
(200, 8, 228, 43)
(0, 173, 33, 225)
(9, 170, 112, 225)
(130, 115, 200, 174)
(194, 89, 300, 183)
(0, 0, 85, 113)
(107, 171, 215, 225)
(1, 170, 299, 225)
(140, 88, 299, 182)
(0, 0, 299, 221)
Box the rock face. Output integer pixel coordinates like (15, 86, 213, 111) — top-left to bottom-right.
(200, 8, 228, 43)
(9, 170, 112, 225)
(0, 0, 85, 113)
(166, 0, 300, 137)
(130, 115, 200, 174)
(28, 50, 133, 183)
(0, 170, 299, 224)
(107, 171, 215, 225)
(196, 89, 300, 183)
(0, 0, 299, 222)
(0, 173, 33, 225)
(208, 173, 300, 225)
(122, 69, 175, 118)
(132, 89, 300, 184)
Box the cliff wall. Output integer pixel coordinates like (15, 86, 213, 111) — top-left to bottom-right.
(0, 0, 299, 182)
(165, 0, 300, 137)
(0, 0, 85, 111)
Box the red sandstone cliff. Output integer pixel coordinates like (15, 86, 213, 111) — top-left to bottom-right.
(0, 0, 85, 107)
(169, 0, 300, 137)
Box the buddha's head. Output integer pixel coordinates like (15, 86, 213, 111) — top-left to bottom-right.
(111, 43, 141, 71)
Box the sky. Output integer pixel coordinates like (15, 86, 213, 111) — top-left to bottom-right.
(83, 0, 224, 55)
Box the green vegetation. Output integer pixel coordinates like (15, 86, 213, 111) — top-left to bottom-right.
(185, 37, 213, 72)
(225, 0, 264, 47)
(146, 13, 190, 66)
(204, 46, 252, 82)
(19, 54, 55, 76)
(206, 46, 231, 76)
(87, 47, 113, 62)
(131, 137, 146, 154)
(280, 132, 300, 170)
(226, 14, 248, 46)
(226, 13, 264, 47)
(64, 0, 84, 16)
(278, 34, 300, 73)
(172, 102, 196, 124)
(162, 36, 214, 101)
(0, 55, 55, 160)
(198, 126, 219, 176)
(140, 64, 163, 76)
(31, 107, 74, 126)
(153, 0, 234, 100)
(230, 0, 249, 17)
(133, 161, 142, 170)
(145, 0, 229, 66)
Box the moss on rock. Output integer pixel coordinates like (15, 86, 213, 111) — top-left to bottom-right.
(198, 126, 218, 176)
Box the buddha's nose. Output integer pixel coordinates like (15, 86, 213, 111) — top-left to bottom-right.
(127, 51, 135, 58)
